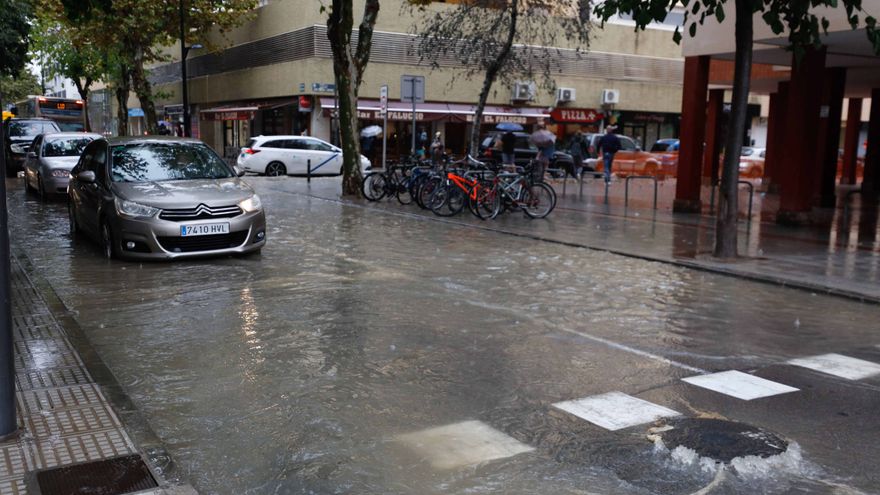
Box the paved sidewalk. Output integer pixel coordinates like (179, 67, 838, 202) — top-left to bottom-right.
(0, 256, 192, 494)
(262, 176, 880, 303)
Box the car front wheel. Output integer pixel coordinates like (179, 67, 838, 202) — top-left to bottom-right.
(100, 220, 116, 259)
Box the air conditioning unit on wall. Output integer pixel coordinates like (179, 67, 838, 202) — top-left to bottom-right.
(602, 89, 620, 105)
(512, 82, 535, 101)
(557, 87, 576, 103)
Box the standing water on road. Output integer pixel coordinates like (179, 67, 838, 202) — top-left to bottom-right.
(6, 178, 880, 494)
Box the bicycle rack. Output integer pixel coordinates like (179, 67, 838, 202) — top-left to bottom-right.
(710, 180, 755, 221)
(843, 189, 862, 218)
(624, 175, 658, 210)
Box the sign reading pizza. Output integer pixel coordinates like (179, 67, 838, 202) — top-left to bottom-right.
(550, 108, 603, 123)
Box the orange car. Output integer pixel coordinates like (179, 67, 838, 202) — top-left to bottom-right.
(836, 150, 864, 181)
(587, 135, 678, 178)
(738, 147, 765, 178)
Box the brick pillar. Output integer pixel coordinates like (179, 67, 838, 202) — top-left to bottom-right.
(763, 82, 788, 188)
(863, 89, 880, 194)
(777, 47, 826, 225)
(814, 68, 846, 208)
(702, 89, 724, 185)
(841, 98, 862, 185)
(674, 55, 710, 213)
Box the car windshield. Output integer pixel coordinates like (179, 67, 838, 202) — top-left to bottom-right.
(110, 142, 234, 182)
(57, 122, 85, 132)
(741, 147, 754, 156)
(7, 121, 58, 138)
(43, 137, 95, 157)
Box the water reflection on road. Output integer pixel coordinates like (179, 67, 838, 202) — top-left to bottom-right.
(6, 178, 880, 494)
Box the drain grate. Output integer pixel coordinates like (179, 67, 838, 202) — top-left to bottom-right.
(35, 454, 158, 495)
(651, 417, 789, 463)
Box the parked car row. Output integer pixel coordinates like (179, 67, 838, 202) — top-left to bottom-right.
(6, 122, 268, 260)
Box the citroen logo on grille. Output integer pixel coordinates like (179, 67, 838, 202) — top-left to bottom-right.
(194, 204, 213, 215)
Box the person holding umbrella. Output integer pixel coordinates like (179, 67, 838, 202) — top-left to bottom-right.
(430, 131, 444, 166)
(598, 126, 621, 185)
(360, 125, 382, 165)
(529, 124, 556, 180)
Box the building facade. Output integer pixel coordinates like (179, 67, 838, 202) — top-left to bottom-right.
(147, 0, 686, 161)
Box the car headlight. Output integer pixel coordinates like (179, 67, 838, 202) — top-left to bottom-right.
(115, 198, 160, 218)
(50, 169, 69, 178)
(239, 194, 262, 213)
(10, 144, 27, 154)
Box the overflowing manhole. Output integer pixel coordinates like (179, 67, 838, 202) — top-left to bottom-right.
(648, 417, 789, 464)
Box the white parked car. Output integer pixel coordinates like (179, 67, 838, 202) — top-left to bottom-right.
(237, 135, 371, 176)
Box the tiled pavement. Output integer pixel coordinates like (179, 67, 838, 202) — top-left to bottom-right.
(0, 257, 192, 494)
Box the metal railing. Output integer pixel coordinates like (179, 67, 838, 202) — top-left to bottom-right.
(624, 175, 658, 210)
(843, 189, 862, 218)
(709, 180, 755, 220)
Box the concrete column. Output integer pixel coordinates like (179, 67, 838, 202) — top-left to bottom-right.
(864, 89, 880, 194)
(702, 89, 724, 185)
(777, 47, 826, 225)
(841, 98, 862, 185)
(674, 55, 710, 213)
(814, 68, 846, 208)
(763, 82, 788, 188)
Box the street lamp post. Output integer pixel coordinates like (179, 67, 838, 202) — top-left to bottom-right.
(178, 0, 202, 138)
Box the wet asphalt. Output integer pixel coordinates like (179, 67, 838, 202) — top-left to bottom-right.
(5, 176, 880, 494)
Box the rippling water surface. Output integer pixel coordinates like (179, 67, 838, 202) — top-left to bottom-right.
(6, 178, 880, 494)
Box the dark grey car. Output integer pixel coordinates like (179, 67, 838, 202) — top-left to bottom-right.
(68, 136, 266, 260)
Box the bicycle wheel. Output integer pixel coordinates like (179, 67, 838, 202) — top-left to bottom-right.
(396, 176, 414, 205)
(430, 184, 465, 217)
(417, 176, 441, 210)
(521, 182, 556, 219)
(361, 173, 387, 201)
(472, 182, 500, 220)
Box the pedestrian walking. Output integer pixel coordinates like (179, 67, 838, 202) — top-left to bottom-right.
(501, 130, 516, 171)
(529, 125, 556, 180)
(360, 133, 375, 164)
(568, 130, 585, 178)
(598, 126, 621, 184)
(430, 131, 444, 166)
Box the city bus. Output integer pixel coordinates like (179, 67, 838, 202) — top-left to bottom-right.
(13, 95, 86, 132)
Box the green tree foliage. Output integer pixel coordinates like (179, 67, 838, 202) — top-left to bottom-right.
(409, 0, 591, 155)
(0, 69, 41, 104)
(326, 0, 381, 197)
(0, 0, 33, 77)
(56, 0, 258, 134)
(594, 0, 879, 258)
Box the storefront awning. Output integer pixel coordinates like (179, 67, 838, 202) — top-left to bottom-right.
(319, 98, 548, 124)
(200, 106, 259, 121)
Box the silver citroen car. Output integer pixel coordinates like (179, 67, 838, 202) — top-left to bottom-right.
(68, 136, 266, 260)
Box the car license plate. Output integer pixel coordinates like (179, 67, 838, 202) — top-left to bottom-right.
(180, 223, 230, 236)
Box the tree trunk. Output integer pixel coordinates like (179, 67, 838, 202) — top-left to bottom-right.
(115, 66, 131, 136)
(327, 0, 380, 197)
(73, 77, 92, 132)
(714, 0, 752, 259)
(131, 48, 158, 135)
(468, 0, 518, 157)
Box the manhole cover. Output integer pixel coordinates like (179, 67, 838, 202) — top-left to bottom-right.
(649, 417, 789, 463)
(35, 454, 158, 495)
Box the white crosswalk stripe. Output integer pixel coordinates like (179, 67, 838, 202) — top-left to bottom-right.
(681, 370, 799, 400)
(787, 353, 880, 380)
(395, 420, 534, 470)
(553, 391, 680, 431)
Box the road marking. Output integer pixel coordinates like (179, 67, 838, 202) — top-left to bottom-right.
(787, 353, 880, 380)
(553, 392, 680, 431)
(395, 420, 534, 470)
(682, 370, 799, 400)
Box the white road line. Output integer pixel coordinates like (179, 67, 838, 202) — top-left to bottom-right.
(553, 392, 680, 431)
(682, 370, 799, 400)
(787, 353, 880, 380)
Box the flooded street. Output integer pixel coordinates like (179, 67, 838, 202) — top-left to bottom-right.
(6, 177, 880, 494)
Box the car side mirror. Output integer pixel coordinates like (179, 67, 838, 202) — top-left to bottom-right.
(27, 151, 36, 159)
(233, 166, 246, 177)
(77, 171, 96, 183)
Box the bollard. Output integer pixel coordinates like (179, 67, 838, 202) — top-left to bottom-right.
(307, 159, 311, 183)
(624, 175, 658, 210)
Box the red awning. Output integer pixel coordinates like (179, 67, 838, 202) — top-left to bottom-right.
(319, 98, 548, 124)
(200, 106, 259, 121)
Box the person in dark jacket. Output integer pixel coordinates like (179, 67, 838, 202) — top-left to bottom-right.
(568, 130, 585, 178)
(501, 131, 516, 169)
(598, 127, 621, 184)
